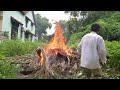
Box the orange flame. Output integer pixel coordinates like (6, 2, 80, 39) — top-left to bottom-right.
(46, 20, 72, 56)
(37, 49, 44, 66)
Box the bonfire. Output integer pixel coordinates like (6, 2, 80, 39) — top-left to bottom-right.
(21, 20, 80, 78)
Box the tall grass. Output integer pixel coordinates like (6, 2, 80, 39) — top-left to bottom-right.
(0, 39, 40, 79)
(0, 39, 40, 57)
(105, 41, 120, 69)
(0, 58, 19, 79)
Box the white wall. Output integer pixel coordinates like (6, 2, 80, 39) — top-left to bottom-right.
(2, 11, 36, 39)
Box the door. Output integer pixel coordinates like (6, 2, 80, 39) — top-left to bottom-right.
(11, 25, 18, 39)
(11, 18, 19, 39)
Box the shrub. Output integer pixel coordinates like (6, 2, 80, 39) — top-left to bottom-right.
(67, 30, 89, 48)
(95, 12, 120, 41)
(0, 59, 19, 79)
(0, 39, 40, 57)
(105, 41, 120, 69)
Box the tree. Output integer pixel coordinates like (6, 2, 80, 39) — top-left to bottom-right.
(35, 13, 52, 40)
(65, 11, 116, 26)
(65, 11, 120, 41)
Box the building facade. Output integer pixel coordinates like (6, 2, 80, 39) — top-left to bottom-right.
(0, 11, 36, 41)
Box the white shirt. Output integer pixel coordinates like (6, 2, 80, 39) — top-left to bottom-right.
(77, 31, 107, 69)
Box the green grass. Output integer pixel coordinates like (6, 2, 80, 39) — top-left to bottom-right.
(0, 58, 19, 79)
(0, 39, 40, 57)
(0, 39, 41, 79)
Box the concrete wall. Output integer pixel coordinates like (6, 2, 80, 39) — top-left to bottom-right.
(2, 11, 36, 40)
(25, 11, 35, 34)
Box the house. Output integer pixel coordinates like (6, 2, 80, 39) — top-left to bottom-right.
(0, 11, 37, 41)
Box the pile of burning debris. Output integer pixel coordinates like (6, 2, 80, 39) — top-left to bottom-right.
(19, 21, 80, 78)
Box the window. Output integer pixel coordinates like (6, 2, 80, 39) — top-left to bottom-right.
(11, 17, 23, 39)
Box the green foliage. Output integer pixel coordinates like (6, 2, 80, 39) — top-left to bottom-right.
(65, 11, 120, 41)
(67, 29, 89, 48)
(0, 39, 40, 57)
(66, 18, 81, 33)
(109, 12, 120, 22)
(96, 12, 120, 41)
(65, 11, 120, 73)
(105, 41, 120, 69)
(62, 18, 86, 41)
(65, 11, 115, 26)
(66, 24, 90, 47)
(0, 54, 5, 60)
(0, 59, 19, 79)
(35, 14, 52, 40)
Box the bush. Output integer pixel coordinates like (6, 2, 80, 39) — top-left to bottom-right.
(105, 41, 120, 69)
(95, 12, 120, 41)
(0, 59, 19, 79)
(0, 39, 40, 57)
(0, 39, 42, 79)
(67, 29, 89, 48)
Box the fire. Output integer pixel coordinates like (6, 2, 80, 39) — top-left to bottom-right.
(40, 52, 44, 65)
(46, 20, 73, 56)
(36, 20, 74, 66)
(36, 47, 44, 66)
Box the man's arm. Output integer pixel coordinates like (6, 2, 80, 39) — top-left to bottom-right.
(97, 37, 107, 65)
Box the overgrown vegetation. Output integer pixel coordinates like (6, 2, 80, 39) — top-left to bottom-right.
(105, 41, 120, 69)
(35, 13, 52, 41)
(0, 39, 40, 79)
(0, 11, 120, 79)
(64, 11, 120, 41)
(0, 39, 40, 57)
(66, 11, 120, 71)
(0, 55, 19, 79)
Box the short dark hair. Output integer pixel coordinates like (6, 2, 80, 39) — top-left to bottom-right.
(91, 23, 100, 32)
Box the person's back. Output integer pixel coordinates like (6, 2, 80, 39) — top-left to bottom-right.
(80, 31, 104, 69)
(77, 23, 107, 78)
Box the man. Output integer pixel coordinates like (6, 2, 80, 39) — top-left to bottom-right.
(77, 23, 107, 79)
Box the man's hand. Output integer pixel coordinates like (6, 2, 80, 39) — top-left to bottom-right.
(76, 48, 79, 53)
(100, 60, 106, 66)
(102, 58, 107, 65)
